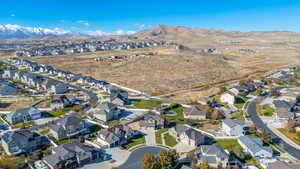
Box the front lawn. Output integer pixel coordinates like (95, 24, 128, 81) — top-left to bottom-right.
(11, 121, 34, 128)
(164, 105, 186, 124)
(164, 133, 177, 147)
(49, 136, 78, 145)
(215, 139, 242, 149)
(155, 128, 169, 144)
(257, 104, 274, 116)
(122, 134, 145, 150)
(133, 99, 163, 109)
(106, 120, 121, 127)
(47, 110, 66, 117)
(40, 129, 49, 135)
(230, 111, 244, 120)
(278, 128, 300, 145)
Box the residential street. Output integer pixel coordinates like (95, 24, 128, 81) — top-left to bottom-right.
(247, 100, 300, 160)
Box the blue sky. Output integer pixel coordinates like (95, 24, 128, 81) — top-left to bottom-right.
(1, 0, 300, 33)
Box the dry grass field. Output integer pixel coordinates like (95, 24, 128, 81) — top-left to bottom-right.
(28, 25, 300, 103)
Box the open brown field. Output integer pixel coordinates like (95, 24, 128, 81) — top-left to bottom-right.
(29, 25, 300, 103)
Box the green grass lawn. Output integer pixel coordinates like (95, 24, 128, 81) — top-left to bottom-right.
(164, 105, 186, 124)
(262, 106, 274, 116)
(106, 121, 121, 127)
(133, 99, 163, 109)
(49, 136, 78, 145)
(234, 103, 244, 109)
(230, 111, 245, 120)
(47, 110, 66, 117)
(11, 121, 34, 128)
(164, 133, 177, 147)
(0, 118, 4, 124)
(40, 129, 49, 135)
(155, 128, 169, 144)
(122, 134, 146, 150)
(215, 139, 242, 149)
(278, 128, 300, 145)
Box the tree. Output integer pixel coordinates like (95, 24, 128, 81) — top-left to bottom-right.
(219, 86, 227, 94)
(210, 109, 224, 120)
(259, 130, 272, 144)
(232, 146, 245, 160)
(196, 161, 210, 169)
(255, 87, 263, 96)
(270, 86, 280, 97)
(286, 120, 297, 133)
(249, 125, 257, 135)
(156, 149, 179, 169)
(142, 153, 159, 169)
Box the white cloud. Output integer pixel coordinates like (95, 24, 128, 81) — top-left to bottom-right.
(76, 20, 90, 27)
(115, 29, 125, 35)
(134, 23, 146, 29)
(10, 14, 16, 17)
(115, 29, 135, 35)
(84, 30, 110, 36)
(126, 31, 136, 35)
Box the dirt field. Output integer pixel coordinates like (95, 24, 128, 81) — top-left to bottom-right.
(27, 25, 300, 103)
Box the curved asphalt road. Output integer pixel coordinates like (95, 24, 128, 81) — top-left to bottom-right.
(247, 100, 300, 160)
(118, 146, 166, 169)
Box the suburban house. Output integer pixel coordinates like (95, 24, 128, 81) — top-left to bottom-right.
(50, 95, 72, 110)
(195, 145, 230, 169)
(0, 81, 16, 96)
(49, 115, 88, 140)
(183, 104, 207, 120)
(43, 141, 103, 169)
(238, 136, 273, 159)
(96, 125, 137, 148)
(273, 100, 295, 120)
(42, 79, 68, 94)
(170, 124, 206, 146)
(1, 129, 50, 156)
(139, 113, 167, 130)
(110, 89, 129, 106)
(222, 118, 250, 136)
(6, 106, 41, 124)
(89, 102, 121, 122)
(220, 92, 235, 105)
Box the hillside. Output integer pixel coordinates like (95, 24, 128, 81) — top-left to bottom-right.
(30, 25, 300, 103)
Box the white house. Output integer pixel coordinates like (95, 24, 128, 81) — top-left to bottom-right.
(220, 92, 235, 105)
(238, 136, 273, 159)
(222, 118, 249, 136)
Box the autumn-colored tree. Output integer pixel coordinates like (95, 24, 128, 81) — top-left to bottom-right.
(196, 161, 210, 169)
(259, 130, 272, 144)
(210, 109, 224, 120)
(255, 87, 263, 96)
(219, 86, 227, 94)
(286, 120, 297, 133)
(156, 149, 179, 169)
(142, 153, 159, 169)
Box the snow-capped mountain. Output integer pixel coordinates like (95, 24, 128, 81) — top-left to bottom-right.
(0, 24, 77, 39)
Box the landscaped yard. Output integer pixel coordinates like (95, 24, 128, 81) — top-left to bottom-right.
(278, 128, 300, 145)
(215, 139, 242, 149)
(133, 99, 163, 109)
(164, 105, 186, 124)
(155, 128, 169, 144)
(230, 111, 245, 120)
(122, 134, 146, 150)
(47, 110, 66, 117)
(106, 120, 121, 127)
(39, 129, 49, 135)
(11, 121, 34, 128)
(257, 104, 274, 116)
(49, 136, 78, 145)
(164, 133, 177, 147)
